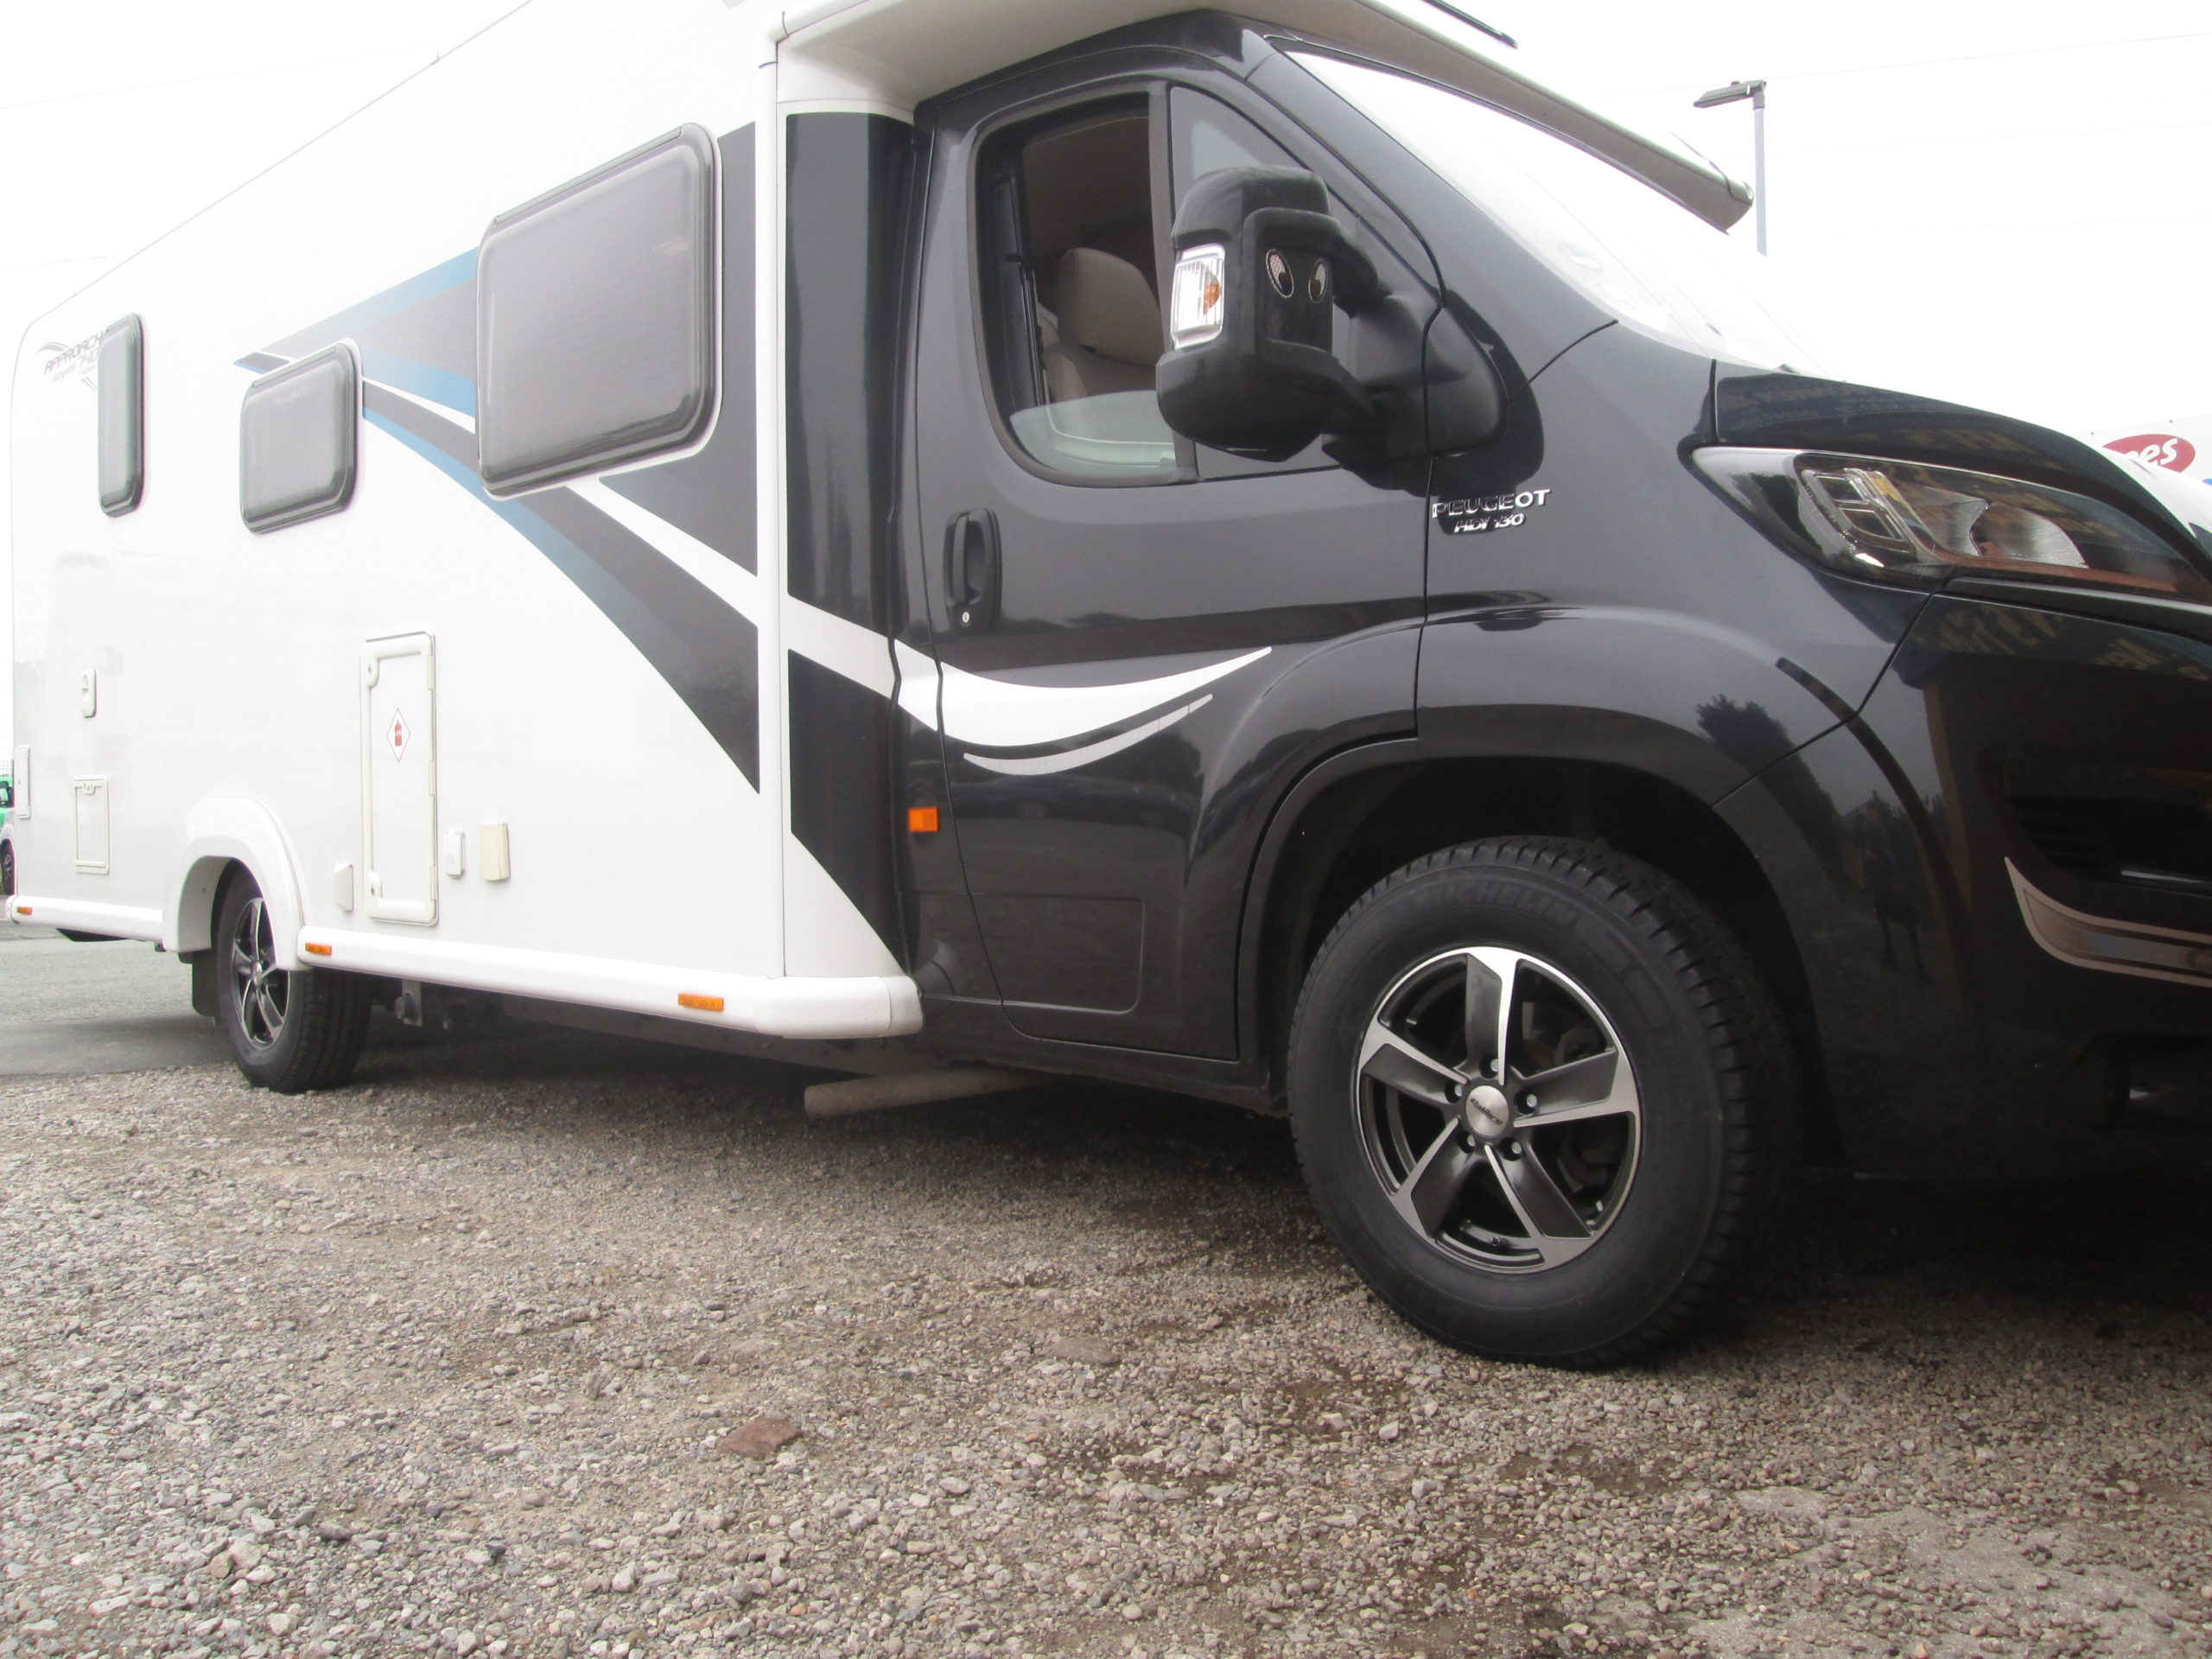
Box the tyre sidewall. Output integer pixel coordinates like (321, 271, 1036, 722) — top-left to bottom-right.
(1291, 852, 1735, 1362)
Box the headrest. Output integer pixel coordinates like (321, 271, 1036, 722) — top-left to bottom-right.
(1055, 247, 1161, 368)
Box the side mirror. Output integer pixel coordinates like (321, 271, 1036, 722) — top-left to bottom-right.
(1156, 167, 1383, 460)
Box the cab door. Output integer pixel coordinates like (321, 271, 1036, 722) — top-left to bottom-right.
(909, 63, 1434, 1059)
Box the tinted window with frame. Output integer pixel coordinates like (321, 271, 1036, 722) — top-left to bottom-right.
(1171, 87, 1297, 198)
(476, 124, 718, 497)
(97, 315, 144, 517)
(239, 342, 359, 533)
(976, 99, 1180, 483)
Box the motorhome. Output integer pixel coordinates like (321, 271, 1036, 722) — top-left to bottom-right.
(12, 0, 2212, 1364)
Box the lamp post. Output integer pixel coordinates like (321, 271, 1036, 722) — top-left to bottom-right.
(1694, 78, 1767, 253)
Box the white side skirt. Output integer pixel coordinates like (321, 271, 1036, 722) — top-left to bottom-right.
(8, 895, 166, 942)
(294, 926, 924, 1040)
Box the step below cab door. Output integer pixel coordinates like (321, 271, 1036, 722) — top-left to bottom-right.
(908, 52, 1434, 1059)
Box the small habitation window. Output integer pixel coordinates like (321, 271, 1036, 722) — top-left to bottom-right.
(476, 124, 717, 496)
(976, 99, 1177, 481)
(98, 315, 143, 516)
(239, 342, 359, 532)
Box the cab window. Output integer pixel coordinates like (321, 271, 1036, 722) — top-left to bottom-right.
(1170, 87, 1295, 196)
(975, 99, 1178, 480)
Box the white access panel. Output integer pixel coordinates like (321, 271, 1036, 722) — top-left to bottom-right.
(362, 634, 438, 925)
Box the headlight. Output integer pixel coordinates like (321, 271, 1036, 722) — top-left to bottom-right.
(1692, 447, 2212, 601)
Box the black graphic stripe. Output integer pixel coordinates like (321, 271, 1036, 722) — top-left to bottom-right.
(788, 652, 901, 956)
(360, 384, 760, 786)
(601, 125, 759, 572)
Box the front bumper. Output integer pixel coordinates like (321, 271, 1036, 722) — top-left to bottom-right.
(1735, 587, 2212, 1175)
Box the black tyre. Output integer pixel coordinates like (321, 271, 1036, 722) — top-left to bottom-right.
(214, 871, 372, 1093)
(1, 839, 13, 899)
(1287, 836, 1792, 1366)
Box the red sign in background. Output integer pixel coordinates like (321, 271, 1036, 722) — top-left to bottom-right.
(2102, 432, 2198, 473)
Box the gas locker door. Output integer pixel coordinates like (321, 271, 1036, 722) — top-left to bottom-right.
(362, 634, 438, 925)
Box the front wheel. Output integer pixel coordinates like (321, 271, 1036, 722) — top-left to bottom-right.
(1287, 837, 1792, 1366)
(215, 872, 372, 1093)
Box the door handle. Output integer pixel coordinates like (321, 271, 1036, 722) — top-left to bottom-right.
(942, 510, 1001, 633)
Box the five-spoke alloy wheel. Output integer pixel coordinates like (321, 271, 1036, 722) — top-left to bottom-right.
(1289, 837, 1791, 1366)
(227, 893, 290, 1052)
(1357, 945, 1641, 1273)
(213, 871, 373, 1093)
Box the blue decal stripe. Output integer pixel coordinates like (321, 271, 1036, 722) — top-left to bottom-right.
(268, 249, 477, 358)
(360, 347, 475, 417)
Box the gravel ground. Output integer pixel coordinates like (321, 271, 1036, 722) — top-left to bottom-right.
(1, 1024, 2209, 1659)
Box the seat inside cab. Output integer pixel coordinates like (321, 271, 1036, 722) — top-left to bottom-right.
(1023, 109, 1160, 401)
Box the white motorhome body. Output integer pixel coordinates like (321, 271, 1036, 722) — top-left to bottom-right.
(10, 0, 878, 1033)
(8, 0, 1719, 1046)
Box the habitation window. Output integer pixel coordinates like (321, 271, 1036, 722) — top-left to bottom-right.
(98, 315, 144, 516)
(239, 342, 359, 532)
(475, 124, 717, 496)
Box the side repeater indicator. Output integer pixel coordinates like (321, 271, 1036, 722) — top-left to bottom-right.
(1169, 244, 1227, 349)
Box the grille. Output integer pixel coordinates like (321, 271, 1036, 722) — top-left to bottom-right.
(2012, 798, 2111, 875)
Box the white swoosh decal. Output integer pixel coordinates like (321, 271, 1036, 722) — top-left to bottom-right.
(964, 696, 1212, 776)
(895, 640, 941, 729)
(569, 479, 761, 626)
(933, 646, 1268, 750)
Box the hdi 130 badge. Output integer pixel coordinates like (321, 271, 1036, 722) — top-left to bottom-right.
(1432, 486, 1552, 536)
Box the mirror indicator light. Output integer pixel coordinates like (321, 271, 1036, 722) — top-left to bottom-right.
(1170, 245, 1228, 348)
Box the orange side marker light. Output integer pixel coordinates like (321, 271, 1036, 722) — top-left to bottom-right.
(677, 993, 725, 1014)
(12, 906, 30, 918)
(302, 942, 333, 957)
(907, 806, 940, 834)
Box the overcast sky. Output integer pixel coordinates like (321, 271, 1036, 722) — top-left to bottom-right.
(6, 1, 2211, 746)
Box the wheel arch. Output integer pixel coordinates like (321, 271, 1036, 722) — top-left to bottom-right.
(1240, 736, 1841, 1162)
(169, 798, 308, 971)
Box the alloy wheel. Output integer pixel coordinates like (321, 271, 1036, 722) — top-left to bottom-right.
(1354, 945, 1641, 1272)
(228, 895, 288, 1052)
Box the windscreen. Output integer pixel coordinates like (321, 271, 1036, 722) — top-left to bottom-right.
(1294, 52, 1813, 373)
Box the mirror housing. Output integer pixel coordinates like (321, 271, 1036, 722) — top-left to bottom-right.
(1156, 168, 1383, 460)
